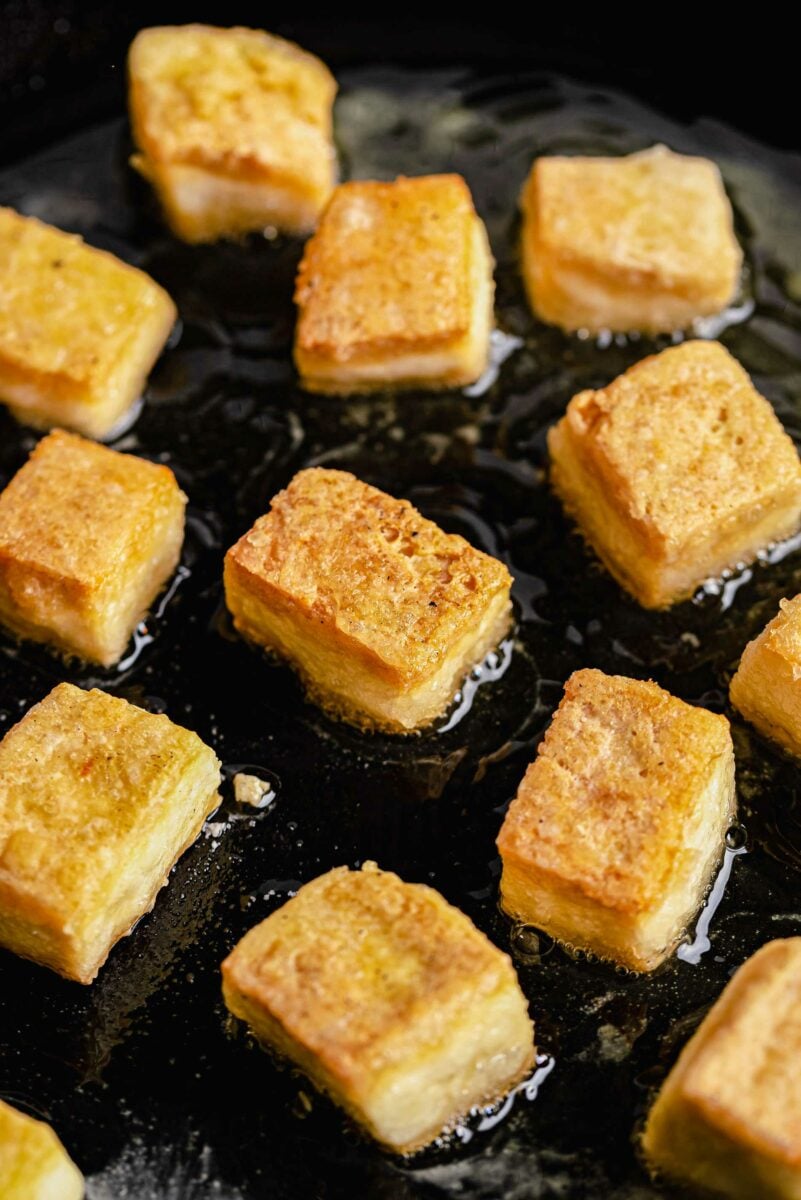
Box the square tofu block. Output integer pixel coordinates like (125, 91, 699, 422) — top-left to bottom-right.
(293, 175, 494, 394)
(0, 430, 186, 666)
(497, 669, 735, 972)
(0, 683, 221, 984)
(222, 862, 535, 1153)
(128, 25, 337, 242)
(223, 467, 512, 732)
(644, 938, 801, 1198)
(520, 144, 742, 333)
(730, 594, 801, 758)
(0, 1099, 83, 1200)
(0, 207, 175, 439)
(549, 341, 801, 608)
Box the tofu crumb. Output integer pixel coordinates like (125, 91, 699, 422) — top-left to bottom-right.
(234, 773, 274, 808)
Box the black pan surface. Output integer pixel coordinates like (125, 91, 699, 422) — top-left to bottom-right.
(2, 47, 801, 1200)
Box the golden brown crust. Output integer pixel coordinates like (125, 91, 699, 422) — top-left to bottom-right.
(0, 430, 186, 666)
(730, 594, 801, 759)
(0, 683, 221, 983)
(548, 341, 801, 606)
(521, 145, 742, 333)
(222, 862, 535, 1152)
(225, 466, 511, 686)
(295, 176, 483, 360)
(0, 430, 182, 591)
(129, 25, 335, 178)
(644, 939, 801, 1193)
(498, 669, 732, 915)
(0, 206, 176, 435)
(0, 1098, 84, 1199)
(127, 24, 336, 240)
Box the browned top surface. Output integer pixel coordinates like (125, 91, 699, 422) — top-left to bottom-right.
(226, 467, 511, 685)
(0, 683, 218, 920)
(523, 144, 741, 291)
(681, 938, 801, 1165)
(0, 206, 175, 389)
(752, 593, 801, 673)
(0, 430, 184, 589)
(0, 1098, 78, 1196)
(222, 862, 521, 1084)
(498, 668, 732, 913)
(128, 24, 336, 184)
(294, 176, 480, 360)
(556, 341, 801, 552)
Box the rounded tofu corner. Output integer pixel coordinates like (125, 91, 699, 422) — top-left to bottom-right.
(0, 684, 220, 983)
(0, 430, 187, 666)
(127, 24, 337, 243)
(221, 863, 535, 1152)
(0, 1098, 84, 1199)
(643, 938, 801, 1195)
(520, 145, 742, 334)
(293, 175, 494, 395)
(0, 206, 176, 438)
(223, 468, 512, 732)
(548, 342, 801, 608)
(497, 669, 735, 972)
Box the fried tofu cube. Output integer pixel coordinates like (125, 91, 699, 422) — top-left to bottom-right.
(128, 25, 337, 242)
(730, 594, 801, 759)
(0, 430, 186, 667)
(643, 938, 801, 1198)
(0, 207, 175, 439)
(0, 1098, 83, 1199)
(223, 467, 512, 732)
(0, 683, 221, 984)
(222, 862, 535, 1153)
(497, 669, 736, 972)
(520, 144, 742, 333)
(548, 341, 801, 608)
(293, 175, 494, 394)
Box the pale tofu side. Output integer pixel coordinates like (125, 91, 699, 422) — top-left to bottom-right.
(0, 1099, 84, 1200)
(128, 25, 337, 241)
(521, 144, 742, 333)
(0, 684, 221, 983)
(643, 938, 801, 1199)
(224, 467, 513, 732)
(730, 595, 801, 759)
(293, 175, 495, 394)
(548, 341, 801, 608)
(222, 862, 535, 1153)
(0, 207, 176, 438)
(497, 669, 736, 972)
(0, 430, 186, 666)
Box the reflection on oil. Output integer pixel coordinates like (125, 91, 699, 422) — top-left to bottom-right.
(0, 63, 801, 1200)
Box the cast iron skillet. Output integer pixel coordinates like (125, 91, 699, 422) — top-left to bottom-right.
(2, 14, 801, 1200)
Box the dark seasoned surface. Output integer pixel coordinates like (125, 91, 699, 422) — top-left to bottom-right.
(1, 63, 801, 1199)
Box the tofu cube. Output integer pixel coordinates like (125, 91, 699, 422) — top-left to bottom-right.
(128, 24, 337, 242)
(643, 938, 801, 1198)
(223, 467, 512, 732)
(293, 175, 494, 394)
(0, 1098, 83, 1200)
(222, 862, 535, 1154)
(0, 683, 221, 984)
(548, 340, 801, 608)
(520, 144, 742, 333)
(730, 594, 801, 758)
(0, 206, 176, 439)
(0, 430, 186, 667)
(497, 669, 736, 972)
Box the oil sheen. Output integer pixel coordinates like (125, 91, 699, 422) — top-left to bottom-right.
(1, 65, 801, 1200)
